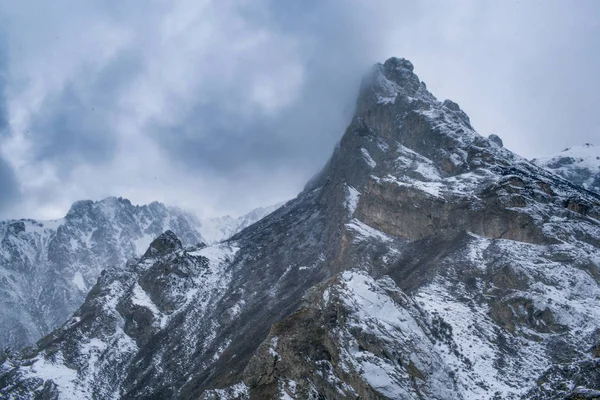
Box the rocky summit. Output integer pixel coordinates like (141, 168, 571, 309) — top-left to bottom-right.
(2, 57, 600, 400)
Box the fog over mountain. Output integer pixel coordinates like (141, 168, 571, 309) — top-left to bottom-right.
(0, 1, 599, 221)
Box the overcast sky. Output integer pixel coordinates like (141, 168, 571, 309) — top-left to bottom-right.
(0, 0, 598, 220)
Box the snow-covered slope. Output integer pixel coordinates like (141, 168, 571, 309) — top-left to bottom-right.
(533, 143, 600, 194)
(198, 202, 285, 244)
(0, 231, 239, 399)
(2, 57, 600, 399)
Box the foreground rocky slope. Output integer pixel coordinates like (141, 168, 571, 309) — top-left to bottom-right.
(2, 57, 600, 399)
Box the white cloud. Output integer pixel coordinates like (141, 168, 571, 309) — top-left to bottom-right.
(0, 0, 599, 219)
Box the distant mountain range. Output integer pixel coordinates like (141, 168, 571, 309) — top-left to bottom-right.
(0, 197, 282, 350)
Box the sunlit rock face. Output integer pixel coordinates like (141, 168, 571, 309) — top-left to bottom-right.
(2, 58, 600, 400)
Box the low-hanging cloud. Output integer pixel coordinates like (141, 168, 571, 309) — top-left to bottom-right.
(0, 0, 598, 219)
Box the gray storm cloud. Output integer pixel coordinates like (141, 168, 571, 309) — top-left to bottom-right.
(0, 34, 19, 210)
(0, 0, 598, 219)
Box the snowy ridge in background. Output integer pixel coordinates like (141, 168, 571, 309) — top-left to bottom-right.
(533, 143, 600, 194)
(198, 202, 285, 244)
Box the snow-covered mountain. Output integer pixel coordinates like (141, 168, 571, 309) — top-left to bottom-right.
(2, 58, 600, 399)
(0, 197, 280, 351)
(198, 203, 285, 244)
(0, 197, 205, 351)
(533, 143, 600, 195)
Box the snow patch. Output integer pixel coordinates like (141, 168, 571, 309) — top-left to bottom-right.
(360, 148, 376, 168)
(344, 185, 360, 216)
(130, 283, 167, 328)
(203, 382, 249, 399)
(269, 336, 279, 358)
(26, 352, 78, 399)
(346, 219, 393, 243)
(72, 271, 86, 292)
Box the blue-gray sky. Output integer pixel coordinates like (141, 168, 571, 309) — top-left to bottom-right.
(0, 0, 599, 219)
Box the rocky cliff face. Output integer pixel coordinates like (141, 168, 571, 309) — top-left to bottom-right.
(2, 58, 600, 400)
(533, 143, 600, 195)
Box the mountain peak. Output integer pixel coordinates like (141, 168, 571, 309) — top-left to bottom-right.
(307, 56, 494, 192)
(143, 230, 183, 258)
(361, 57, 431, 106)
(66, 196, 134, 218)
(66, 199, 94, 216)
(98, 196, 132, 207)
(383, 56, 414, 72)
